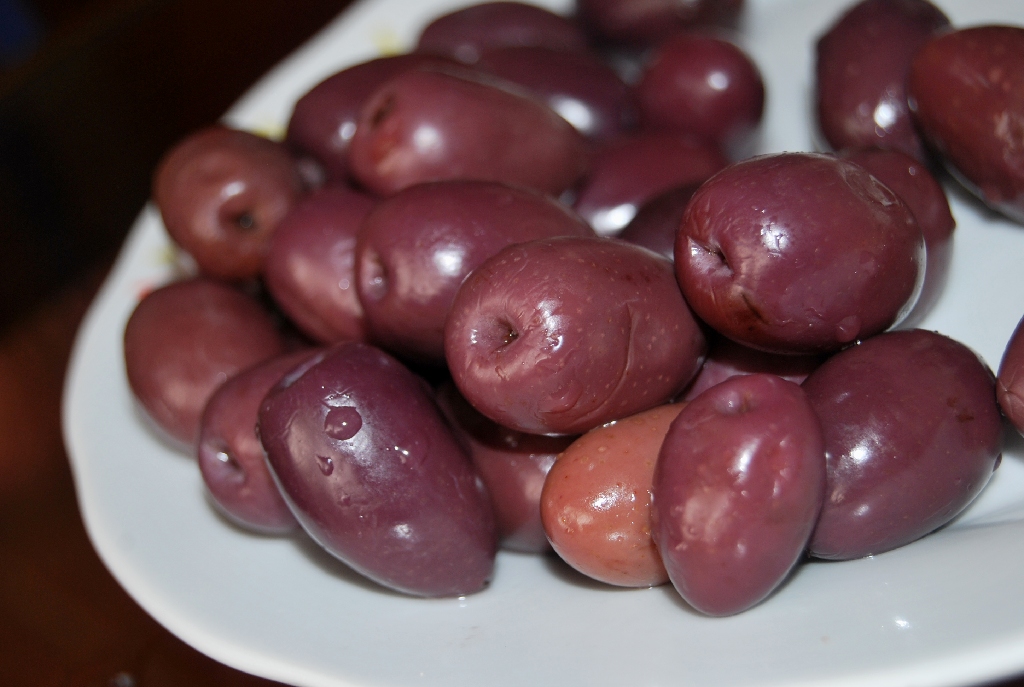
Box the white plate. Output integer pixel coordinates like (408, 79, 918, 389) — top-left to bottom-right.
(62, 0, 1024, 686)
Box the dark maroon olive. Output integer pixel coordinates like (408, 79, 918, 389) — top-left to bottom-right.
(258, 342, 496, 597)
(617, 183, 699, 260)
(262, 184, 375, 344)
(445, 236, 707, 436)
(197, 349, 317, 534)
(573, 132, 727, 235)
(356, 180, 593, 365)
(635, 32, 764, 159)
(123, 277, 287, 448)
(908, 25, 1024, 224)
(816, 0, 950, 162)
(676, 152, 925, 354)
(841, 148, 955, 324)
(475, 45, 636, 140)
(349, 66, 589, 197)
(153, 126, 306, 280)
(653, 373, 825, 616)
(682, 335, 824, 401)
(415, 1, 588, 64)
(286, 54, 457, 182)
(804, 329, 1003, 560)
(997, 315, 1024, 436)
(437, 381, 570, 553)
(576, 0, 745, 47)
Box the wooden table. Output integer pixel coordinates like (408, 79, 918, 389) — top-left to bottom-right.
(2, 0, 1024, 685)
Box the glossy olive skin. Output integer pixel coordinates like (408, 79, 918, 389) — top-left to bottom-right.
(998, 315, 1024, 436)
(356, 180, 593, 365)
(542, 403, 684, 587)
(123, 277, 286, 448)
(635, 33, 764, 159)
(842, 148, 955, 325)
(436, 381, 571, 553)
(197, 349, 315, 535)
(348, 66, 589, 197)
(816, 0, 950, 162)
(415, 1, 588, 64)
(908, 25, 1024, 224)
(476, 45, 636, 140)
(258, 342, 496, 597)
(653, 374, 825, 616)
(676, 152, 924, 354)
(153, 126, 306, 280)
(617, 183, 699, 260)
(576, 0, 745, 47)
(682, 335, 823, 401)
(286, 54, 456, 182)
(573, 132, 727, 235)
(804, 329, 1003, 561)
(262, 185, 375, 344)
(445, 236, 707, 436)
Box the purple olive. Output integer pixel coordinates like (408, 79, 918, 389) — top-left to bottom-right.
(197, 349, 316, 534)
(258, 342, 496, 597)
(475, 45, 636, 140)
(804, 329, 1004, 560)
(815, 0, 950, 162)
(998, 314, 1024, 436)
(653, 373, 825, 616)
(444, 235, 706, 436)
(908, 25, 1024, 224)
(415, 1, 588, 64)
(262, 184, 375, 344)
(123, 277, 286, 448)
(676, 152, 925, 354)
(348, 66, 589, 197)
(635, 32, 765, 159)
(153, 126, 306, 280)
(286, 54, 457, 182)
(437, 380, 570, 553)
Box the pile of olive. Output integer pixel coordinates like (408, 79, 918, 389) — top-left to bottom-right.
(122, 0, 1024, 615)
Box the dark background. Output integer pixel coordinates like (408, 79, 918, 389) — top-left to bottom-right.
(0, 1, 349, 684)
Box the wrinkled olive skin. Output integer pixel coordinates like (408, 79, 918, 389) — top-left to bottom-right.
(998, 315, 1024, 436)
(262, 185, 375, 344)
(816, 0, 950, 162)
(576, 0, 745, 47)
(476, 45, 636, 141)
(197, 350, 315, 535)
(445, 236, 706, 436)
(573, 132, 727, 235)
(355, 180, 593, 365)
(415, 1, 588, 64)
(653, 374, 825, 617)
(908, 25, 1024, 224)
(153, 126, 306, 280)
(676, 153, 924, 354)
(804, 329, 1003, 561)
(542, 403, 684, 587)
(348, 66, 589, 197)
(436, 381, 571, 553)
(286, 54, 457, 182)
(123, 277, 286, 448)
(841, 148, 954, 326)
(258, 343, 496, 597)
